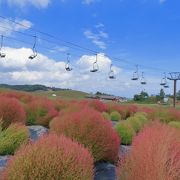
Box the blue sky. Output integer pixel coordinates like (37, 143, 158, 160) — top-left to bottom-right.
(0, 0, 180, 97)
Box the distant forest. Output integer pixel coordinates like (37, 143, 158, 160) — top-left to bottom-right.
(0, 84, 66, 92)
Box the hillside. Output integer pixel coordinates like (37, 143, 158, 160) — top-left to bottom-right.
(0, 84, 89, 99)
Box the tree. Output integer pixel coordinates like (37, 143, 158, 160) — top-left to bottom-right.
(160, 88, 165, 100)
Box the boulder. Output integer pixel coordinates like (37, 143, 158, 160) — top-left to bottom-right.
(94, 162, 116, 180)
(28, 126, 49, 141)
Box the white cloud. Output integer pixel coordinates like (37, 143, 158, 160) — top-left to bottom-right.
(84, 29, 108, 50)
(159, 0, 166, 4)
(0, 18, 33, 36)
(0, 46, 170, 97)
(1, 0, 51, 8)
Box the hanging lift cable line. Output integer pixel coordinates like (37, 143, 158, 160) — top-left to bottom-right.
(0, 15, 170, 73)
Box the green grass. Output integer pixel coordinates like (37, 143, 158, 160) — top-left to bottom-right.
(32, 90, 89, 99)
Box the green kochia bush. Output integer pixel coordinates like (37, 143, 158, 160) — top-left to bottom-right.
(168, 121, 180, 129)
(115, 121, 135, 145)
(127, 117, 142, 133)
(2, 134, 94, 180)
(102, 112, 111, 120)
(110, 111, 121, 121)
(0, 124, 29, 155)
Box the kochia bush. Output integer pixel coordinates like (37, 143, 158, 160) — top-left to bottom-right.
(168, 121, 180, 129)
(50, 108, 120, 162)
(118, 122, 180, 180)
(115, 121, 135, 145)
(26, 98, 58, 127)
(2, 134, 94, 180)
(0, 97, 26, 129)
(110, 111, 121, 121)
(0, 124, 29, 155)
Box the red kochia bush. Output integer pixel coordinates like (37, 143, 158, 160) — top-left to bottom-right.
(0, 97, 26, 129)
(2, 134, 94, 180)
(50, 108, 120, 162)
(118, 122, 180, 180)
(88, 99, 108, 112)
(0, 91, 34, 104)
(26, 98, 58, 127)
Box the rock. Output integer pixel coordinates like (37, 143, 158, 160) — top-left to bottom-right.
(94, 162, 117, 180)
(0, 155, 11, 171)
(112, 121, 118, 127)
(119, 145, 131, 155)
(28, 126, 49, 141)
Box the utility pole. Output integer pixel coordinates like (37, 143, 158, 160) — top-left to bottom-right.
(167, 72, 180, 108)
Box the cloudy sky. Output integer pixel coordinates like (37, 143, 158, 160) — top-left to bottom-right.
(0, 0, 179, 97)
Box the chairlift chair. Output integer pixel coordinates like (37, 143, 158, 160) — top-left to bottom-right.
(141, 72, 147, 85)
(90, 54, 99, 72)
(0, 35, 6, 58)
(131, 65, 139, 80)
(108, 64, 116, 79)
(65, 53, 73, 71)
(164, 80, 169, 88)
(29, 36, 37, 60)
(160, 73, 167, 86)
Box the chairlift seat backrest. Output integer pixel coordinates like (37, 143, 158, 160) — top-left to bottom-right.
(0, 53, 5, 58)
(141, 81, 147, 85)
(29, 54, 37, 60)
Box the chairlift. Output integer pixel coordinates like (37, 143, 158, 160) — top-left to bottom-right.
(164, 79, 169, 88)
(0, 35, 6, 58)
(90, 54, 99, 72)
(65, 53, 73, 71)
(131, 65, 139, 80)
(108, 64, 116, 79)
(29, 36, 37, 60)
(141, 72, 147, 85)
(160, 73, 166, 86)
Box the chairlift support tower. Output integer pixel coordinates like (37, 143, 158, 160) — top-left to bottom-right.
(167, 72, 180, 108)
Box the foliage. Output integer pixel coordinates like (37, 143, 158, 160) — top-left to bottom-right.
(118, 122, 180, 180)
(102, 112, 111, 120)
(0, 124, 29, 155)
(115, 121, 135, 145)
(110, 111, 121, 121)
(26, 98, 58, 127)
(0, 96, 26, 129)
(168, 121, 180, 129)
(134, 112, 149, 125)
(126, 117, 142, 133)
(88, 99, 108, 112)
(133, 91, 149, 101)
(50, 108, 120, 162)
(2, 134, 94, 180)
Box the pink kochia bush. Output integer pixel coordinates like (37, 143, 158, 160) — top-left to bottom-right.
(0, 97, 26, 129)
(2, 134, 94, 180)
(50, 108, 120, 162)
(118, 122, 180, 180)
(26, 98, 58, 127)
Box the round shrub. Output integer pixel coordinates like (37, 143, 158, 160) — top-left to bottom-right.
(110, 111, 121, 121)
(102, 112, 111, 120)
(26, 98, 58, 127)
(118, 122, 180, 180)
(127, 117, 142, 133)
(0, 124, 29, 155)
(115, 121, 135, 145)
(168, 121, 180, 129)
(134, 112, 148, 125)
(2, 134, 94, 180)
(88, 99, 108, 112)
(0, 97, 26, 129)
(50, 108, 120, 162)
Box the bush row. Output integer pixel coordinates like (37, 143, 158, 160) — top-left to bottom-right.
(117, 122, 180, 180)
